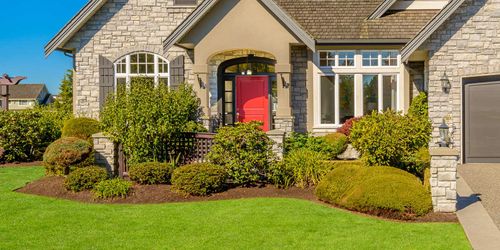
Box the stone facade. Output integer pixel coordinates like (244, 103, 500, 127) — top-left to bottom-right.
(425, 0, 500, 152)
(266, 130, 286, 158)
(92, 133, 118, 175)
(291, 46, 309, 133)
(430, 148, 459, 212)
(67, 0, 200, 118)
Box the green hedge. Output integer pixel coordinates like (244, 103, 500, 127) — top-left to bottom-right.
(0, 107, 66, 163)
(43, 137, 94, 176)
(64, 166, 108, 192)
(284, 132, 347, 160)
(93, 179, 132, 199)
(172, 163, 227, 196)
(62, 117, 100, 140)
(128, 162, 174, 185)
(207, 122, 274, 186)
(316, 165, 432, 217)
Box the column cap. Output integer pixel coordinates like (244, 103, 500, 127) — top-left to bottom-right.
(430, 147, 459, 156)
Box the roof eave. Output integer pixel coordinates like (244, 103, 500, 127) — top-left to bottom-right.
(316, 38, 408, 45)
(44, 0, 108, 57)
(163, 0, 316, 53)
(401, 0, 467, 61)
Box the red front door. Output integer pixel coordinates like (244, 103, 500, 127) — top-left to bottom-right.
(236, 76, 270, 131)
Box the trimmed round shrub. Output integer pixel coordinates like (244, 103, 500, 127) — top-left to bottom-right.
(62, 117, 101, 140)
(128, 162, 174, 185)
(64, 166, 108, 192)
(43, 137, 94, 176)
(316, 165, 432, 217)
(93, 179, 132, 199)
(337, 117, 361, 137)
(172, 163, 227, 196)
(207, 122, 274, 185)
(323, 133, 348, 158)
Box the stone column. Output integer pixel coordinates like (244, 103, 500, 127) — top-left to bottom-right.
(266, 129, 286, 159)
(275, 64, 294, 132)
(430, 148, 459, 212)
(92, 133, 118, 176)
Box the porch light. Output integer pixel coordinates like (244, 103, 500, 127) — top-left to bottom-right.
(440, 72, 451, 94)
(437, 118, 450, 147)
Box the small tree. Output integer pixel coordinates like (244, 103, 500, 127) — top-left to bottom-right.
(100, 78, 202, 163)
(53, 70, 73, 115)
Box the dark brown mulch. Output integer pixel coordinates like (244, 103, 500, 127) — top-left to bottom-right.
(16, 176, 458, 223)
(0, 161, 43, 168)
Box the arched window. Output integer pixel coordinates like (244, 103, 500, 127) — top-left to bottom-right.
(114, 52, 170, 87)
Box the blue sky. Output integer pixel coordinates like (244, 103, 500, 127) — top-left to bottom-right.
(0, 0, 88, 94)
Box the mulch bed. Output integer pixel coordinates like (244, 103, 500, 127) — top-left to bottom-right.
(16, 176, 458, 223)
(0, 161, 43, 168)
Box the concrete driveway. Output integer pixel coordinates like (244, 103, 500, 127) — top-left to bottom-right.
(459, 164, 500, 229)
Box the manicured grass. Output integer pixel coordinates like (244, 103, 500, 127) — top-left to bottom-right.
(0, 167, 470, 249)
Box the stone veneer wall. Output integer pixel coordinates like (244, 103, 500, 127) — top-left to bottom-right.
(425, 0, 500, 152)
(291, 46, 309, 133)
(66, 0, 200, 118)
(423, 0, 500, 212)
(92, 133, 117, 175)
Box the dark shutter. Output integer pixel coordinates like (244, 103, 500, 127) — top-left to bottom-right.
(170, 55, 185, 88)
(99, 55, 114, 110)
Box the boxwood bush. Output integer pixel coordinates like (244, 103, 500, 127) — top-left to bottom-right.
(0, 107, 66, 163)
(64, 166, 108, 192)
(316, 165, 432, 217)
(207, 122, 274, 185)
(128, 162, 174, 185)
(43, 137, 94, 176)
(62, 117, 100, 140)
(172, 163, 227, 196)
(93, 179, 133, 199)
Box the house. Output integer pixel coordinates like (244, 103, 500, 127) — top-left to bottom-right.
(4, 84, 53, 111)
(45, 0, 500, 212)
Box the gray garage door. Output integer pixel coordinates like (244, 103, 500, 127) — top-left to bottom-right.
(464, 77, 500, 163)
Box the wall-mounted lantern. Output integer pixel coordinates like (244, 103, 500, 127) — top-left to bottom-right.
(437, 118, 450, 147)
(440, 72, 451, 94)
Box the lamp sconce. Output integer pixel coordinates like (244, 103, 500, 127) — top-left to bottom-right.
(196, 74, 206, 89)
(280, 75, 290, 88)
(437, 118, 451, 147)
(440, 72, 451, 94)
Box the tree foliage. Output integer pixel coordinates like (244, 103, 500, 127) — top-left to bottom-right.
(100, 78, 202, 163)
(52, 70, 73, 115)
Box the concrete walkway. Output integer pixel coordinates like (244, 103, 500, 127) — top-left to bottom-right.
(457, 167, 500, 250)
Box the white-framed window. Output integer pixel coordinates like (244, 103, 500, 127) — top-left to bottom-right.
(114, 52, 170, 88)
(362, 74, 399, 115)
(18, 100, 29, 106)
(319, 50, 356, 67)
(318, 74, 356, 126)
(361, 50, 400, 67)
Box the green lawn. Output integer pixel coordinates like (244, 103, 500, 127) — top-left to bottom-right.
(0, 167, 470, 250)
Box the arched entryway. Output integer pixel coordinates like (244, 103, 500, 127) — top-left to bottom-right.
(216, 55, 277, 130)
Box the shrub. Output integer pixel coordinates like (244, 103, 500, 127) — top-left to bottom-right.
(350, 110, 431, 174)
(64, 166, 108, 192)
(337, 117, 361, 137)
(316, 165, 432, 217)
(43, 137, 94, 176)
(172, 163, 227, 196)
(207, 122, 274, 185)
(93, 179, 133, 199)
(284, 133, 337, 159)
(0, 107, 67, 163)
(128, 162, 174, 185)
(101, 78, 203, 164)
(62, 117, 100, 140)
(323, 133, 348, 158)
(408, 92, 429, 118)
(283, 149, 332, 188)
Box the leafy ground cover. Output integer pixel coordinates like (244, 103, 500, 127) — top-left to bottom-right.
(0, 167, 470, 249)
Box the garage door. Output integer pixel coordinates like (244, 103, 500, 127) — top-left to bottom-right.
(464, 77, 500, 163)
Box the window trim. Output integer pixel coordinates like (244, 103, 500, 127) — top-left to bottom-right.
(360, 73, 401, 115)
(318, 50, 356, 68)
(315, 73, 357, 127)
(114, 52, 170, 91)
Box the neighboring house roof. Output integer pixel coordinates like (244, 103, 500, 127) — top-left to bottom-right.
(401, 0, 467, 61)
(163, 0, 316, 51)
(274, 0, 439, 42)
(8, 84, 47, 100)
